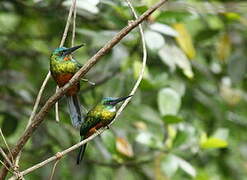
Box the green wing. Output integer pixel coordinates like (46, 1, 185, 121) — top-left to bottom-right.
(80, 115, 100, 136)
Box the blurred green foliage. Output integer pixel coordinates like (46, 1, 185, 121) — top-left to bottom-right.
(1, 0, 247, 179)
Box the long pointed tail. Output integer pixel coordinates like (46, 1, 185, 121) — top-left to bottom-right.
(67, 95, 82, 128)
(77, 136, 87, 165)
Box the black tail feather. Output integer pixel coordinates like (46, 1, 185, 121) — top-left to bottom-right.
(77, 137, 87, 165)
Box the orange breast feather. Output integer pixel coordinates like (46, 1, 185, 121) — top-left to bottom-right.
(55, 74, 79, 96)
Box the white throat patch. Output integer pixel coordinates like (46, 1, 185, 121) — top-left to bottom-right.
(109, 106, 116, 112)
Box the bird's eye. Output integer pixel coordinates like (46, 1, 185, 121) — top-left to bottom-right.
(60, 51, 65, 56)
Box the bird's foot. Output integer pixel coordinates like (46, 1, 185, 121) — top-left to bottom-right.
(88, 127, 101, 137)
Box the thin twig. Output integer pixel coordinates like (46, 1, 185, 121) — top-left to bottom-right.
(0, 148, 13, 168)
(9, 0, 148, 178)
(0, 131, 23, 179)
(59, 0, 77, 47)
(55, 86, 60, 123)
(0, 160, 14, 175)
(49, 159, 60, 180)
(1, 0, 167, 178)
(14, 154, 20, 171)
(71, 0, 77, 47)
(27, 71, 52, 128)
(0, 128, 14, 164)
(113, 0, 147, 119)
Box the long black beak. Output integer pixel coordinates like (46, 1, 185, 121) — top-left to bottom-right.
(110, 95, 133, 105)
(63, 44, 85, 56)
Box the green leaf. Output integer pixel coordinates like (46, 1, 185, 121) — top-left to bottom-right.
(173, 130, 188, 148)
(224, 12, 241, 21)
(135, 131, 163, 149)
(161, 155, 196, 177)
(150, 23, 178, 37)
(157, 11, 192, 24)
(162, 115, 183, 124)
(160, 154, 179, 177)
(159, 44, 194, 78)
(144, 30, 165, 51)
(200, 133, 228, 149)
(201, 138, 228, 149)
(206, 15, 224, 30)
(158, 88, 181, 116)
(176, 156, 196, 177)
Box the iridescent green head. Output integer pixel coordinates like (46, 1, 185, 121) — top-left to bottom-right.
(51, 44, 85, 59)
(101, 95, 132, 107)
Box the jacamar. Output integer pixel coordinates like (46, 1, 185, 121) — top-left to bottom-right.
(50, 44, 84, 128)
(76, 95, 132, 165)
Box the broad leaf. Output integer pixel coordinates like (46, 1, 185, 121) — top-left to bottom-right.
(159, 44, 194, 78)
(135, 131, 163, 149)
(158, 88, 181, 116)
(173, 23, 196, 59)
(144, 30, 165, 51)
(162, 115, 183, 124)
(116, 137, 134, 158)
(176, 156, 197, 177)
(150, 23, 178, 37)
(200, 133, 228, 149)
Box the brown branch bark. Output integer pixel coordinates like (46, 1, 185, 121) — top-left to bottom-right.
(0, 0, 167, 178)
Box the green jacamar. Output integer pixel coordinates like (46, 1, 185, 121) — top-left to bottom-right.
(50, 44, 84, 128)
(76, 95, 132, 165)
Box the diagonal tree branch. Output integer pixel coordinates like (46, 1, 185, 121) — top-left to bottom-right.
(0, 0, 167, 178)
